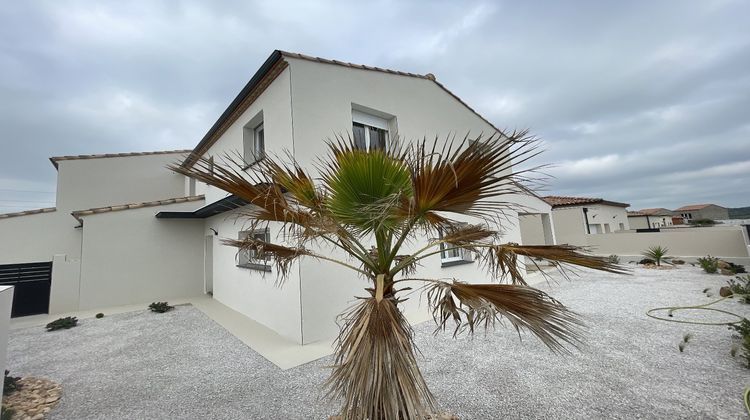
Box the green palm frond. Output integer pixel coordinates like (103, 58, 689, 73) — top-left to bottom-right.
(321, 143, 412, 235)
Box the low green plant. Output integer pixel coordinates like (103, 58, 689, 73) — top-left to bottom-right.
(689, 218, 716, 226)
(728, 276, 750, 303)
(3, 370, 21, 396)
(1, 406, 15, 420)
(727, 262, 747, 275)
(679, 333, 693, 352)
(697, 256, 719, 274)
(642, 246, 669, 266)
(45, 316, 78, 331)
(148, 302, 173, 313)
(729, 318, 750, 368)
(95, 313, 104, 319)
(607, 254, 620, 264)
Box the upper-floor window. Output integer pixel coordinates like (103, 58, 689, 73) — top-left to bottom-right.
(243, 113, 265, 165)
(352, 109, 390, 151)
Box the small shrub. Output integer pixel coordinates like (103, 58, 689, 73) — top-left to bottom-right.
(728, 275, 750, 303)
(3, 370, 21, 396)
(607, 255, 620, 264)
(727, 262, 747, 275)
(697, 256, 719, 274)
(45, 316, 78, 331)
(95, 313, 104, 319)
(638, 258, 655, 265)
(729, 318, 750, 368)
(689, 218, 716, 226)
(642, 245, 669, 266)
(148, 302, 173, 313)
(678, 333, 693, 353)
(1, 406, 15, 420)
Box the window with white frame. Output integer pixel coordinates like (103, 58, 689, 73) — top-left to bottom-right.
(438, 227, 474, 266)
(243, 118, 265, 165)
(237, 228, 271, 271)
(352, 109, 389, 151)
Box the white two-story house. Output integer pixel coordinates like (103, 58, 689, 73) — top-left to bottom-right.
(0, 50, 553, 345)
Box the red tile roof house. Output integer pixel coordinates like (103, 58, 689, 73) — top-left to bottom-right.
(674, 204, 729, 222)
(542, 196, 631, 246)
(0, 50, 553, 346)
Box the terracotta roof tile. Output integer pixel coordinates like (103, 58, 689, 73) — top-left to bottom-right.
(0, 207, 56, 219)
(71, 195, 204, 222)
(543, 195, 630, 208)
(637, 207, 673, 216)
(50, 149, 191, 169)
(674, 204, 720, 211)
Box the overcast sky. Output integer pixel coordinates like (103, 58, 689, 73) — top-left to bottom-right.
(1, 0, 748, 213)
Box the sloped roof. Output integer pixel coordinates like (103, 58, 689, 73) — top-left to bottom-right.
(71, 195, 204, 222)
(181, 49, 504, 168)
(0, 207, 56, 219)
(50, 149, 191, 169)
(638, 208, 673, 216)
(543, 196, 630, 209)
(674, 203, 723, 211)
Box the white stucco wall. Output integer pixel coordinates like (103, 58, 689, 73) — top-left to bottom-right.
(77, 201, 205, 311)
(196, 57, 532, 344)
(0, 286, 12, 406)
(202, 66, 294, 205)
(586, 226, 750, 260)
(205, 209, 303, 343)
(55, 153, 187, 212)
(0, 211, 81, 264)
(551, 204, 629, 246)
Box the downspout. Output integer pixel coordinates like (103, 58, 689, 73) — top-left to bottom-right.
(583, 207, 591, 234)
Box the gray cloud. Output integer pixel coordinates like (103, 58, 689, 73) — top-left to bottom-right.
(1, 0, 748, 212)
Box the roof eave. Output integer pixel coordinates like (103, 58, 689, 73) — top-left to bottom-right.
(181, 50, 285, 169)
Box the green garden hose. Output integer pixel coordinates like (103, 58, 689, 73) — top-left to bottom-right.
(646, 296, 744, 325)
(646, 294, 749, 414)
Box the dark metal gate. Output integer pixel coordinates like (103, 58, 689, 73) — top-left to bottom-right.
(0, 262, 52, 317)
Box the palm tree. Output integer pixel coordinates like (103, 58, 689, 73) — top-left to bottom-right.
(643, 245, 669, 266)
(171, 132, 624, 420)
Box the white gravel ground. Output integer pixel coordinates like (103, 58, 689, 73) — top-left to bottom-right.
(7, 266, 750, 419)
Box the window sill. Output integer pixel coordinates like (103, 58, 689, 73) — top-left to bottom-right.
(242, 157, 265, 171)
(237, 263, 272, 272)
(440, 259, 474, 268)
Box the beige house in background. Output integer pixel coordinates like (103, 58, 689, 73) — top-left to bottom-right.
(674, 204, 729, 222)
(542, 196, 630, 245)
(628, 208, 674, 229)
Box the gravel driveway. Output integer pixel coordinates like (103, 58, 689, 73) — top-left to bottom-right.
(7, 266, 750, 419)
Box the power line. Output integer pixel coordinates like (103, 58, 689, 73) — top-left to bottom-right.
(0, 189, 55, 194)
(0, 204, 55, 208)
(0, 199, 55, 203)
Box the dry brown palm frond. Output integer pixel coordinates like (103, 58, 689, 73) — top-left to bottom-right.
(169, 154, 316, 228)
(326, 296, 436, 420)
(481, 243, 629, 285)
(222, 237, 310, 281)
(439, 223, 499, 247)
(426, 280, 584, 353)
(405, 130, 544, 227)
